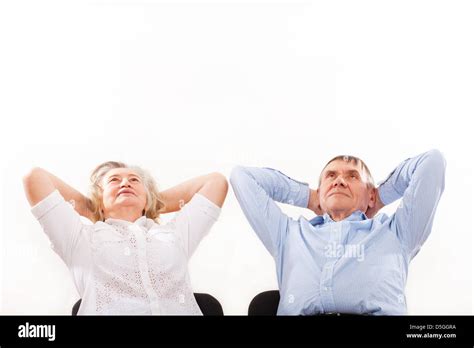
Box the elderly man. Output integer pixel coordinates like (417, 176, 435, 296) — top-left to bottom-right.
(230, 150, 446, 315)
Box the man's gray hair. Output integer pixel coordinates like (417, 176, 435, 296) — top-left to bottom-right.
(318, 155, 375, 188)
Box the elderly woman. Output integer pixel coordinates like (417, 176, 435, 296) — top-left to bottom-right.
(23, 161, 228, 315)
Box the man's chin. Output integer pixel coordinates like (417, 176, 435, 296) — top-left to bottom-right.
(325, 197, 351, 206)
(324, 203, 353, 213)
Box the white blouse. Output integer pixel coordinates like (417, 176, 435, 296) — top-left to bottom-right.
(31, 190, 221, 315)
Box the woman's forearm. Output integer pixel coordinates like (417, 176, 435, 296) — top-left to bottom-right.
(23, 167, 93, 219)
(159, 172, 228, 213)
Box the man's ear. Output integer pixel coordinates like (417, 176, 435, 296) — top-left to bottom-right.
(367, 186, 376, 209)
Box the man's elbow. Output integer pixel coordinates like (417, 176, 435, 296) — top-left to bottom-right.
(427, 149, 447, 171)
(229, 166, 246, 188)
(426, 149, 446, 190)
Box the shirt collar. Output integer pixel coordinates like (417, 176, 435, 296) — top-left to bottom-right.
(309, 210, 368, 226)
(104, 215, 150, 229)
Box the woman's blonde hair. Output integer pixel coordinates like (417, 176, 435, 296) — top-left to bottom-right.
(88, 161, 165, 223)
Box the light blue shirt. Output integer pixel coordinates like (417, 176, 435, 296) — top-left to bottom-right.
(230, 150, 446, 315)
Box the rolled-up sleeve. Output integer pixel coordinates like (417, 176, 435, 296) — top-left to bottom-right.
(31, 190, 84, 266)
(172, 193, 221, 258)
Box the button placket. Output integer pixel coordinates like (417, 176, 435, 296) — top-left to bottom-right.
(321, 222, 339, 313)
(319, 272, 336, 313)
(131, 225, 161, 314)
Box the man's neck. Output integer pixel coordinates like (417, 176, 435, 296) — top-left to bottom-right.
(328, 209, 357, 222)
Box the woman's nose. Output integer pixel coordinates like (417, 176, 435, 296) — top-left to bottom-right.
(120, 179, 131, 187)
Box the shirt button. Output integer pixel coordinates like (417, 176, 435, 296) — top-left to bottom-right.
(324, 287, 329, 291)
(124, 247, 131, 256)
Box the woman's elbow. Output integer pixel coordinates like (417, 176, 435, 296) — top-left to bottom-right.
(22, 167, 45, 186)
(204, 172, 228, 207)
(210, 172, 229, 195)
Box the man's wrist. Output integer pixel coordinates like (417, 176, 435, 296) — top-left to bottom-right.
(307, 189, 316, 210)
(307, 188, 322, 214)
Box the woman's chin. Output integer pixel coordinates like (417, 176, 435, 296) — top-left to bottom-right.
(114, 197, 141, 207)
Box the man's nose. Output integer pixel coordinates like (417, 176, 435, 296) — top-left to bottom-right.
(333, 176, 347, 187)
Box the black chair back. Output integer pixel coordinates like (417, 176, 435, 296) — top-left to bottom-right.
(248, 290, 280, 315)
(72, 292, 223, 316)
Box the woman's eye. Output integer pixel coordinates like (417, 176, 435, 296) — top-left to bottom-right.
(131, 178, 139, 182)
(109, 178, 118, 182)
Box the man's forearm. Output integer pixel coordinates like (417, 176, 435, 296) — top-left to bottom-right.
(235, 167, 310, 208)
(377, 149, 446, 206)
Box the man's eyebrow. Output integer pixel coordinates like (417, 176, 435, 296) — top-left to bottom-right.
(323, 169, 361, 176)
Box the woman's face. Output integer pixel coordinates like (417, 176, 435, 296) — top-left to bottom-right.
(101, 168, 147, 217)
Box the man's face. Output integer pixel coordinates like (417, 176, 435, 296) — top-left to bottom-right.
(318, 159, 375, 217)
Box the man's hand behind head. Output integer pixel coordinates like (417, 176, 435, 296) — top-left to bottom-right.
(308, 188, 324, 215)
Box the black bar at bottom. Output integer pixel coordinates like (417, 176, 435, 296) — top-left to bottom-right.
(0, 315, 472, 346)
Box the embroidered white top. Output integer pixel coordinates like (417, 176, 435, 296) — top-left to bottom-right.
(31, 190, 221, 315)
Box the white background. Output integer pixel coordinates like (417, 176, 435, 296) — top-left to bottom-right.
(0, 0, 472, 314)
